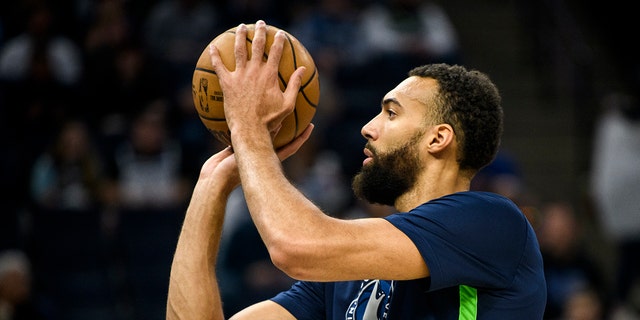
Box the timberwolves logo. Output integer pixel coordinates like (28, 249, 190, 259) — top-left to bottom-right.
(345, 280, 394, 320)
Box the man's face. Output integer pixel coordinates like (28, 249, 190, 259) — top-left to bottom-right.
(351, 76, 436, 206)
(352, 132, 424, 206)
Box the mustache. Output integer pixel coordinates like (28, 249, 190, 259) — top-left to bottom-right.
(365, 142, 378, 158)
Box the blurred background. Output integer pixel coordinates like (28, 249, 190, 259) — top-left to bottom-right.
(0, 0, 638, 319)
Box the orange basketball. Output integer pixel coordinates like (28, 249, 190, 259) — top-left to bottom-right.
(192, 23, 320, 148)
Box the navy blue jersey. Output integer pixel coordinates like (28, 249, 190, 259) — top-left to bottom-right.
(271, 191, 546, 319)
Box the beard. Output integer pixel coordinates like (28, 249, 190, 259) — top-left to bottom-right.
(351, 133, 423, 206)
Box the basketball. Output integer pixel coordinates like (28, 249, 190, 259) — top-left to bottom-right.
(192, 23, 320, 148)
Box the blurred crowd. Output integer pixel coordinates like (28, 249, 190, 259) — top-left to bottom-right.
(0, 0, 638, 320)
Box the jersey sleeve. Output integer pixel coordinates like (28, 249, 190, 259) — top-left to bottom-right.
(270, 281, 326, 320)
(385, 192, 533, 291)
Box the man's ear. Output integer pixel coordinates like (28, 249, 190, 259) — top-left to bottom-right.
(426, 124, 455, 153)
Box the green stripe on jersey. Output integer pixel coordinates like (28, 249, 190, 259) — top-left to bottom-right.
(459, 285, 478, 320)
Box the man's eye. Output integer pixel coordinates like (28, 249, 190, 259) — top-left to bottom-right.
(387, 110, 397, 118)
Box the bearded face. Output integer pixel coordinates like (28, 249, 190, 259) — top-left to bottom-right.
(352, 132, 424, 206)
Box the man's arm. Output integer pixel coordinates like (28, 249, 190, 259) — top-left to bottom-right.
(166, 147, 238, 319)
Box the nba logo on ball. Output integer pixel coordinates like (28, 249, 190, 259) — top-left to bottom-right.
(196, 78, 210, 113)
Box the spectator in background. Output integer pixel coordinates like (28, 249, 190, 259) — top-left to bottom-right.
(289, 0, 367, 77)
(81, 0, 166, 136)
(469, 149, 544, 230)
(0, 250, 44, 320)
(590, 92, 640, 316)
(359, 0, 462, 67)
(104, 99, 191, 212)
(0, 3, 82, 87)
(471, 149, 525, 201)
(538, 201, 608, 319)
(562, 287, 604, 320)
(30, 119, 106, 212)
(143, 0, 220, 92)
(0, 1, 84, 156)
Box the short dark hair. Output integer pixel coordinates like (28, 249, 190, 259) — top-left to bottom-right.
(409, 64, 503, 172)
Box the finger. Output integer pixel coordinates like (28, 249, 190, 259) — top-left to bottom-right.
(252, 20, 267, 63)
(275, 123, 314, 161)
(221, 145, 234, 156)
(234, 23, 248, 69)
(284, 66, 305, 100)
(266, 30, 286, 71)
(200, 146, 235, 177)
(209, 44, 228, 79)
(209, 146, 234, 163)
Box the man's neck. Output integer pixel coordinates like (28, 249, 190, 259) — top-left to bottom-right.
(394, 166, 471, 212)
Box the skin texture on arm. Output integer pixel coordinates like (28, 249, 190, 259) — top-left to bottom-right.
(210, 20, 428, 282)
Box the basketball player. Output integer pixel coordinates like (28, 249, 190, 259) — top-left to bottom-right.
(167, 20, 547, 319)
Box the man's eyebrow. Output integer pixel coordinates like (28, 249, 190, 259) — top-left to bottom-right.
(382, 97, 402, 108)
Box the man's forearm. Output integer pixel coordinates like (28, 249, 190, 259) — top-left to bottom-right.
(167, 178, 231, 320)
(231, 130, 328, 260)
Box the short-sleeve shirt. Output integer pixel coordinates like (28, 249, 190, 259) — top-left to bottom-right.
(271, 191, 547, 319)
